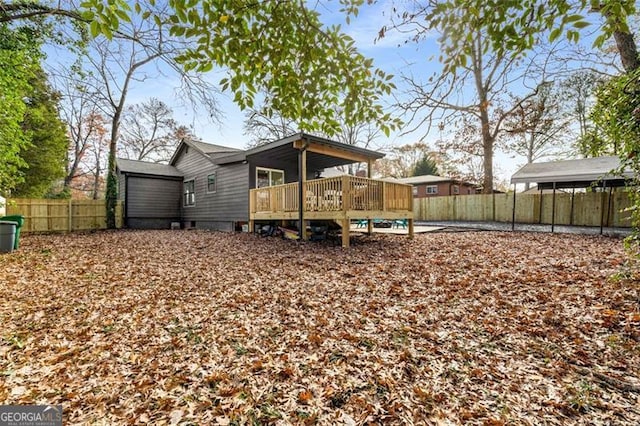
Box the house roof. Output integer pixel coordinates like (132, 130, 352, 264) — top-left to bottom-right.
(116, 158, 183, 178)
(214, 132, 385, 169)
(510, 156, 634, 185)
(388, 175, 478, 187)
(393, 175, 459, 185)
(188, 139, 242, 154)
(169, 138, 241, 166)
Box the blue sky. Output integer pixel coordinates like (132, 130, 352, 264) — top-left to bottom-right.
(147, 1, 438, 151)
(149, 1, 524, 184)
(46, 1, 593, 185)
(135, 2, 449, 155)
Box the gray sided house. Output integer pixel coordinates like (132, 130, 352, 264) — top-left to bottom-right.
(171, 140, 245, 231)
(117, 140, 243, 230)
(117, 133, 414, 246)
(118, 134, 353, 231)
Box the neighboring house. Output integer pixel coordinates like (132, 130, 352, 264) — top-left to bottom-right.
(116, 133, 414, 244)
(392, 175, 478, 198)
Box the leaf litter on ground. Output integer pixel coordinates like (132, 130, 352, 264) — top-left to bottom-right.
(0, 229, 638, 425)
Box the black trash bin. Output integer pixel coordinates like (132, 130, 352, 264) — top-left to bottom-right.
(0, 215, 24, 249)
(0, 221, 17, 253)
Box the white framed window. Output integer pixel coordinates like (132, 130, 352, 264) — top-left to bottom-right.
(207, 173, 217, 193)
(256, 167, 285, 188)
(412, 186, 418, 196)
(453, 185, 460, 194)
(426, 185, 438, 194)
(183, 179, 195, 206)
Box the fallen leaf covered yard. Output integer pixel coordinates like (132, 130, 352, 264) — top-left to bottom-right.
(1, 231, 638, 424)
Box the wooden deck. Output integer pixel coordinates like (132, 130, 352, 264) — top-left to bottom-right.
(249, 176, 414, 246)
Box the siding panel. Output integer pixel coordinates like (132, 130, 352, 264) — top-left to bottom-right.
(126, 176, 182, 219)
(174, 147, 250, 227)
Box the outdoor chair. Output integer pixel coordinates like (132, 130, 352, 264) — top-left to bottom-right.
(355, 219, 368, 228)
(392, 219, 408, 229)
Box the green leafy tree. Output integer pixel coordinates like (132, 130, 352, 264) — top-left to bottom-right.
(0, 24, 41, 195)
(3, 1, 397, 132)
(375, 142, 437, 178)
(581, 70, 639, 238)
(385, 0, 637, 76)
(12, 69, 67, 197)
(581, 72, 639, 157)
(5, 1, 398, 227)
(413, 155, 439, 177)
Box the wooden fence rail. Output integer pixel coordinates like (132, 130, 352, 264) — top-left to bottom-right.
(414, 191, 633, 227)
(5, 199, 123, 233)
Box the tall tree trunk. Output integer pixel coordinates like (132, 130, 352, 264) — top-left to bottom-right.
(614, 30, 640, 73)
(524, 143, 535, 191)
(482, 134, 494, 194)
(104, 62, 142, 228)
(480, 108, 494, 194)
(105, 110, 121, 228)
(92, 157, 101, 200)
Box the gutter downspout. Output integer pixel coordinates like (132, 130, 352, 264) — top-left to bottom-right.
(124, 173, 129, 228)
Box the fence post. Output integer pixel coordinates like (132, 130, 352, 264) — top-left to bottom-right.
(492, 192, 496, 222)
(68, 199, 73, 232)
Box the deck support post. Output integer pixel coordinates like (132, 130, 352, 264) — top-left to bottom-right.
(600, 181, 608, 235)
(341, 218, 350, 248)
(408, 218, 414, 240)
(297, 140, 309, 240)
(367, 159, 373, 234)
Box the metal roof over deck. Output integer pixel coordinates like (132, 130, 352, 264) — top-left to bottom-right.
(214, 132, 385, 170)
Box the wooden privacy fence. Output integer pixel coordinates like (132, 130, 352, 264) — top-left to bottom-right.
(6, 199, 123, 233)
(414, 191, 633, 227)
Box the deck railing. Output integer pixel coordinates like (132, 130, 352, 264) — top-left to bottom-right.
(249, 176, 413, 214)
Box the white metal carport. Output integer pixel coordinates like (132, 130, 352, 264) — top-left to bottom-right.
(510, 157, 634, 234)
